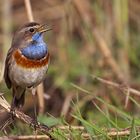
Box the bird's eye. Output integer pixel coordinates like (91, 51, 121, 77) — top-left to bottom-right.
(29, 28, 35, 33)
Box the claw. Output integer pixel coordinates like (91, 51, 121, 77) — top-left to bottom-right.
(30, 118, 39, 131)
(10, 108, 16, 121)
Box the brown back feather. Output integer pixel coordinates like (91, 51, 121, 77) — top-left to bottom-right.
(4, 47, 14, 89)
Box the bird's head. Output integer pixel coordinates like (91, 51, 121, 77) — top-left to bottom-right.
(12, 22, 51, 46)
(12, 22, 51, 60)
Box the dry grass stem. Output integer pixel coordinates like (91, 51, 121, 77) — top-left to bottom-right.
(1, 125, 140, 139)
(93, 76, 140, 96)
(0, 135, 50, 140)
(92, 29, 124, 81)
(36, 83, 45, 114)
(24, 0, 34, 22)
(61, 93, 73, 116)
(1, 0, 12, 83)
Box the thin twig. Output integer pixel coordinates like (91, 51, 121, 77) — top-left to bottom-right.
(0, 94, 49, 134)
(92, 75, 140, 96)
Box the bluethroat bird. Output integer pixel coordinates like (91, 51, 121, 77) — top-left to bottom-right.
(4, 22, 51, 124)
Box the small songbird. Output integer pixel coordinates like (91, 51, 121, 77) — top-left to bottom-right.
(4, 22, 50, 114)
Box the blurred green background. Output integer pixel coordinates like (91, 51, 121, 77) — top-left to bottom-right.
(0, 0, 140, 138)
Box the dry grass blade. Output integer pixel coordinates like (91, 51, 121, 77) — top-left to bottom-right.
(24, 0, 34, 22)
(93, 75, 140, 96)
(36, 83, 45, 114)
(61, 93, 74, 116)
(0, 0, 12, 83)
(0, 135, 50, 140)
(0, 117, 13, 131)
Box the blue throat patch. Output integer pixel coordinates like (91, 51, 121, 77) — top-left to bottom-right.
(21, 33, 48, 60)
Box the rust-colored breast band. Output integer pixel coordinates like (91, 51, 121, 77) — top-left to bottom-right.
(13, 50, 50, 68)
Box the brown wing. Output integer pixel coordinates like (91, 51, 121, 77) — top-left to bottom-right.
(4, 47, 14, 89)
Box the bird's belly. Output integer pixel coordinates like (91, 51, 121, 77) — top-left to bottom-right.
(9, 63, 48, 88)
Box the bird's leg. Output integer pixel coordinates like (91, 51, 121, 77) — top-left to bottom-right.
(10, 86, 18, 120)
(31, 88, 38, 131)
(10, 95, 16, 120)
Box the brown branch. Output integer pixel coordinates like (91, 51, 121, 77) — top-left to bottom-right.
(92, 75, 140, 96)
(0, 94, 49, 134)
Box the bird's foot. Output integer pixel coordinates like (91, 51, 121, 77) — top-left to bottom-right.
(10, 108, 16, 121)
(30, 118, 39, 131)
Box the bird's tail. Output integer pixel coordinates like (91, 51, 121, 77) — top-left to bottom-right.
(12, 86, 25, 109)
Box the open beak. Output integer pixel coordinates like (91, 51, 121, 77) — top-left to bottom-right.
(38, 24, 52, 33)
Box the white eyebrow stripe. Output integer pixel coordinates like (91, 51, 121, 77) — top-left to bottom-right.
(19, 25, 40, 33)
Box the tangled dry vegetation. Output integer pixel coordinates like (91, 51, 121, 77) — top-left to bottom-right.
(0, 0, 140, 139)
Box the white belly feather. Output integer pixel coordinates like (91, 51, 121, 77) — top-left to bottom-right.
(9, 62, 48, 88)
